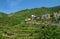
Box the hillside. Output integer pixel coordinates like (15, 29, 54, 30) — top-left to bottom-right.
(0, 12, 8, 26)
(0, 24, 60, 39)
(0, 6, 60, 26)
(0, 6, 60, 39)
(7, 6, 60, 26)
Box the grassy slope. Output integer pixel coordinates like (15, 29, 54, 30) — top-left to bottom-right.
(0, 24, 60, 39)
(0, 6, 60, 39)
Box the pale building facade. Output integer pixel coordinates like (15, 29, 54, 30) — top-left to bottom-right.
(41, 14, 50, 19)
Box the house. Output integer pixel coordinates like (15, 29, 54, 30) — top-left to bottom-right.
(31, 15, 37, 19)
(54, 12, 58, 18)
(54, 12, 60, 23)
(41, 14, 50, 19)
(25, 18, 31, 22)
(57, 14, 60, 18)
(41, 14, 47, 19)
(32, 15, 41, 20)
(53, 12, 60, 18)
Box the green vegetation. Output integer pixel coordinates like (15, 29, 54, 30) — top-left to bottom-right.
(0, 24, 60, 39)
(0, 6, 60, 39)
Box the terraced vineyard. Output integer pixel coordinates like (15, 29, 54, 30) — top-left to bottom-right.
(0, 24, 60, 39)
(0, 6, 60, 39)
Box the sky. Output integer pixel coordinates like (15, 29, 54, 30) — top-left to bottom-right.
(0, 0, 60, 14)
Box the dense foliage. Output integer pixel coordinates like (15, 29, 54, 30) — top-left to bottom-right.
(0, 6, 60, 39)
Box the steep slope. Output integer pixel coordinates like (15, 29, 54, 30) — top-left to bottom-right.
(0, 12, 8, 26)
(0, 6, 60, 26)
(9, 8, 52, 26)
(0, 6, 60, 39)
(50, 6, 60, 12)
(0, 24, 60, 39)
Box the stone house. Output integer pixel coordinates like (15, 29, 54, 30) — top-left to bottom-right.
(54, 12, 58, 18)
(41, 14, 50, 19)
(53, 12, 60, 19)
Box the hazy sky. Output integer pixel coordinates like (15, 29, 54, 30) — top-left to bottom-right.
(0, 0, 60, 14)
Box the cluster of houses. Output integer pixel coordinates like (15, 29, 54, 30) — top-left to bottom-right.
(25, 12, 60, 24)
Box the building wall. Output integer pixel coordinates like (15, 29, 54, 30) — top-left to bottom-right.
(41, 14, 50, 19)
